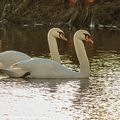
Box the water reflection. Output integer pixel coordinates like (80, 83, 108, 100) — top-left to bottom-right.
(0, 26, 67, 57)
(0, 26, 120, 60)
(0, 77, 89, 120)
(29, 78, 89, 91)
(93, 29, 120, 51)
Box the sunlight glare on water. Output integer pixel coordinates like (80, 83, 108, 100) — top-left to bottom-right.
(0, 51, 120, 120)
(0, 78, 89, 120)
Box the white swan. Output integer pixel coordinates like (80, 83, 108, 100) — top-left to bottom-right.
(1, 29, 93, 78)
(0, 28, 67, 69)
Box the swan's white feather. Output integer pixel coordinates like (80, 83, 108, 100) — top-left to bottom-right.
(12, 58, 80, 78)
(0, 50, 30, 69)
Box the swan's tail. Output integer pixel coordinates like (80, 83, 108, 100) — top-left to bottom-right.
(0, 68, 30, 78)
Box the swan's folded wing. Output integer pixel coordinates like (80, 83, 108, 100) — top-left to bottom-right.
(0, 51, 31, 68)
(11, 58, 53, 72)
(11, 58, 34, 70)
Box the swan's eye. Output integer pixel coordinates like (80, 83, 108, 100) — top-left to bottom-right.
(57, 31, 67, 41)
(83, 33, 94, 44)
(57, 31, 65, 38)
(83, 33, 91, 38)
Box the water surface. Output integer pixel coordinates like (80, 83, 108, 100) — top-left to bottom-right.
(0, 26, 120, 120)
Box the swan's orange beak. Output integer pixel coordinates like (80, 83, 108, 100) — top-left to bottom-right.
(59, 33, 68, 41)
(85, 35, 94, 45)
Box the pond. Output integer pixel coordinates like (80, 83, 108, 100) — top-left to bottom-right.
(0, 25, 120, 120)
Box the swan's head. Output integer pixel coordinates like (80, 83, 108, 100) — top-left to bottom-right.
(48, 28, 67, 41)
(74, 30, 94, 44)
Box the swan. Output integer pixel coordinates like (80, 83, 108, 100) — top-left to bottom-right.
(0, 28, 67, 69)
(1, 29, 93, 78)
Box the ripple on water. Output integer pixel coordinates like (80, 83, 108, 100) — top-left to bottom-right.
(0, 51, 120, 120)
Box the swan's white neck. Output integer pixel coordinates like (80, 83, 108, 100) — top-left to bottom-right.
(74, 37, 90, 77)
(48, 33, 61, 63)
